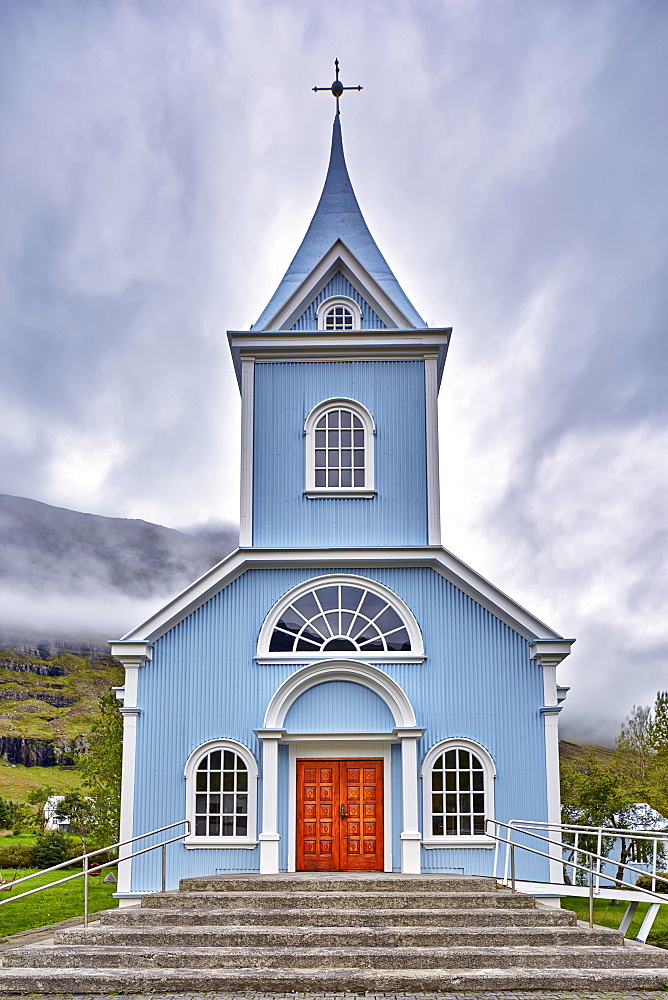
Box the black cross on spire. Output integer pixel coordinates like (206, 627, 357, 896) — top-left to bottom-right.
(313, 58, 362, 116)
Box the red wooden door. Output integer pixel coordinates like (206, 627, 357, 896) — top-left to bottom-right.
(296, 759, 384, 871)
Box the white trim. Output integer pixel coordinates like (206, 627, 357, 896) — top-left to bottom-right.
(258, 735, 281, 873)
(316, 295, 362, 332)
(420, 738, 496, 849)
(119, 547, 567, 645)
(239, 359, 254, 547)
(257, 573, 423, 660)
(265, 242, 412, 332)
(286, 741, 393, 872)
(424, 356, 441, 545)
(262, 660, 418, 730)
(183, 738, 258, 849)
(304, 398, 375, 498)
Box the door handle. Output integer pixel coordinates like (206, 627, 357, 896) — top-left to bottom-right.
(340, 805, 347, 819)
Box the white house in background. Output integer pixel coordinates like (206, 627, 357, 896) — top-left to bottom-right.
(43, 796, 68, 832)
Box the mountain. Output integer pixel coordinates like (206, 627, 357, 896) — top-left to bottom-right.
(0, 494, 238, 642)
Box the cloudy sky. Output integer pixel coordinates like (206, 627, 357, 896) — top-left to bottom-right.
(1, 0, 666, 744)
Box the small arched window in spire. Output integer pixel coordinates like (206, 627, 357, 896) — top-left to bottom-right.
(316, 296, 361, 332)
(304, 398, 375, 497)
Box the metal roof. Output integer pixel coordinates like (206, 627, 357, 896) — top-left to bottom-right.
(253, 116, 425, 331)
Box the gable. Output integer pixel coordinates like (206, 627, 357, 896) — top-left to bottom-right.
(290, 271, 386, 331)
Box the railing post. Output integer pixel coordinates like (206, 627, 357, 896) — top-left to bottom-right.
(596, 827, 602, 892)
(510, 843, 516, 892)
(161, 843, 167, 893)
(589, 861, 594, 929)
(83, 855, 89, 929)
(652, 839, 658, 893)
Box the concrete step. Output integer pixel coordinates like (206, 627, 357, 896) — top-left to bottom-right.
(2, 964, 668, 992)
(179, 874, 499, 893)
(5, 943, 668, 971)
(141, 889, 536, 910)
(55, 923, 623, 949)
(102, 904, 577, 928)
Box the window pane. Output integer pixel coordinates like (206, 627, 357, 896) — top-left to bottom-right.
(353, 415, 362, 428)
(432, 793, 443, 813)
(197, 758, 208, 771)
(293, 592, 320, 620)
(223, 772, 234, 791)
(196, 773, 207, 791)
(316, 416, 326, 429)
(340, 410, 351, 427)
(445, 794, 457, 814)
(446, 816, 457, 835)
(433, 755, 443, 770)
(445, 772, 456, 791)
(237, 795, 248, 814)
(432, 771, 443, 791)
(359, 592, 385, 619)
(210, 751, 221, 770)
(354, 470, 365, 487)
(473, 794, 485, 813)
(459, 771, 470, 791)
(195, 795, 207, 814)
(460, 816, 471, 836)
(473, 771, 484, 791)
(340, 450, 352, 467)
(195, 817, 206, 836)
(236, 815, 248, 836)
(317, 586, 338, 611)
(222, 794, 234, 814)
(270, 629, 296, 651)
(432, 816, 444, 836)
(353, 430, 364, 446)
(315, 430, 326, 447)
(209, 794, 220, 812)
(473, 815, 485, 835)
(328, 470, 338, 486)
(375, 608, 403, 634)
(315, 470, 326, 487)
(459, 793, 471, 813)
(209, 816, 220, 836)
(209, 772, 221, 792)
(341, 470, 352, 487)
(340, 429, 351, 446)
(444, 750, 457, 768)
(221, 816, 233, 836)
(315, 449, 326, 467)
(237, 771, 248, 791)
(223, 750, 235, 770)
(385, 627, 410, 651)
(353, 450, 365, 467)
(328, 449, 338, 464)
(472, 756, 483, 769)
(328, 411, 339, 428)
(458, 749, 470, 768)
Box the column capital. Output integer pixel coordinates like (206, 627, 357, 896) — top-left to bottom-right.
(529, 639, 575, 667)
(109, 640, 153, 667)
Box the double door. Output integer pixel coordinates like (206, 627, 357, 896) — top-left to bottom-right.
(296, 758, 384, 871)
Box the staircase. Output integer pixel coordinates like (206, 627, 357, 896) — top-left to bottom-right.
(2, 873, 668, 992)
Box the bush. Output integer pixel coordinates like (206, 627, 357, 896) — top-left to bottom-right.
(636, 871, 668, 893)
(0, 844, 35, 868)
(33, 830, 75, 870)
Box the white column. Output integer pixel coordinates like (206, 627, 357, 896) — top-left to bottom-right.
(398, 731, 422, 874)
(424, 355, 441, 546)
(257, 732, 281, 873)
(239, 359, 255, 547)
(530, 639, 575, 885)
(108, 641, 153, 904)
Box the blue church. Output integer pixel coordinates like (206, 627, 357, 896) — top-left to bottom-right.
(110, 97, 573, 901)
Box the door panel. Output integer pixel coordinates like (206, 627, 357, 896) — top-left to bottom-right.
(296, 758, 384, 871)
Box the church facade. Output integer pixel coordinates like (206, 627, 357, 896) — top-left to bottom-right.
(111, 112, 573, 900)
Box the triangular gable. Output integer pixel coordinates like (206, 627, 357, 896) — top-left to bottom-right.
(290, 271, 386, 331)
(116, 545, 567, 645)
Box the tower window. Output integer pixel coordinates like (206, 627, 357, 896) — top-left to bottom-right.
(304, 398, 375, 497)
(324, 304, 354, 330)
(316, 295, 361, 332)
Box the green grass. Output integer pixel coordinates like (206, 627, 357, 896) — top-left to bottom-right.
(0, 759, 82, 804)
(563, 894, 668, 948)
(0, 833, 37, 847)
(0, 866, 118, 940)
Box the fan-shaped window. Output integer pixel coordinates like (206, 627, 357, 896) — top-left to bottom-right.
(304, 398, 375, 498)
(421, 740, 495, 846)
(184, 740, 258, 847)
(269, 582, 411, 654)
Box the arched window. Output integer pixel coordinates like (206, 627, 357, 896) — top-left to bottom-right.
(184, 740, 258, 847)
(257, 574, 424, 663)
(304, 398, 375, 498)
(421, 740, 495, 847)
(316, 296, 361, 332)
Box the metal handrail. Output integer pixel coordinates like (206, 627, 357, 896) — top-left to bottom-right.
(0, 819, 190, 928)
(486, 819, 668, 930)
(503, 818, 668, 892)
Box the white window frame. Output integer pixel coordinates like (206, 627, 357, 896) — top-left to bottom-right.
(304, 397, 375, 498)
(421, 738, 496, 848)
(256, 573, 424, 663)
(316, 295, 362, 332)
(183, 738, 258, 849)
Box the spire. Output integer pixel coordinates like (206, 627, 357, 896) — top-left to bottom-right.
(253, 117, 425, 330)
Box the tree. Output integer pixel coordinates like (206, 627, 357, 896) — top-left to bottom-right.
(27, 785, 56, 833)
(76, 687, 123, 848)
(616, 691, 668, 819)
(53, 794, 97, 854)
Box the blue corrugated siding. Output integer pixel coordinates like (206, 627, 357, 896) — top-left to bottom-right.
(289, 272, 386, 330)
(252, 362, 428, 548)
(285, 680, 395, 732)
(130, 565, 550, 888)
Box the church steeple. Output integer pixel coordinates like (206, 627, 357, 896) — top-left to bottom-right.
(253, 116, 425, 331)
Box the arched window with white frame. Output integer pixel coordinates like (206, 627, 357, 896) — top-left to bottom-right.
(304, 398, 375, 498)
(316, 296, 361, 332)
(421, 739, 495, 847)
(184, 739, 258, 847)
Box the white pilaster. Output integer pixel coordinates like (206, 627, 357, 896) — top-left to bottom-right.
(424, 356, 441, 545)
(257, 731, 281, 873)
(239, 359, 255, 547)
(397, 729, 422, 874)
(108, 641, 153, 899)
(530, 639, 575, 884)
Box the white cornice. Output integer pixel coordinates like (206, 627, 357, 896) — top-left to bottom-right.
(118, 546, 565, 645)
(227, 329, 451, 390)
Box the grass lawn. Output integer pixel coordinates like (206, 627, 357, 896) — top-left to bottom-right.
(0, 833, 36, 847)
(0, 760, 82, 803)
(0, 867, 118, 940)
(563, 895, 668, 949)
